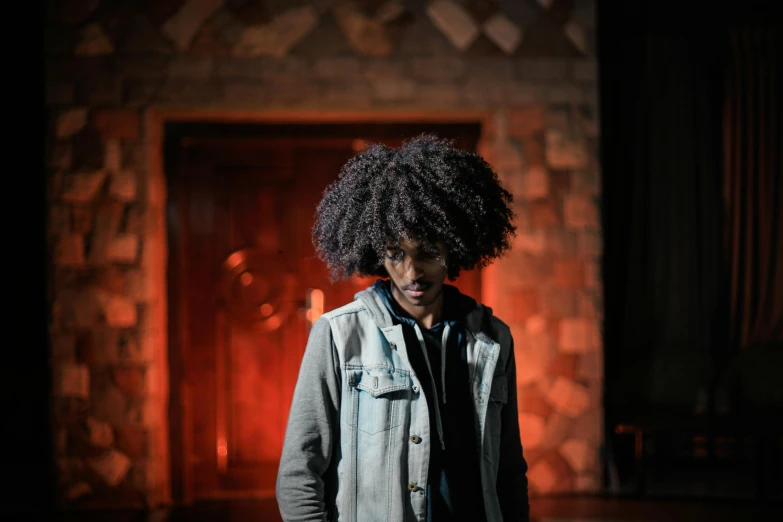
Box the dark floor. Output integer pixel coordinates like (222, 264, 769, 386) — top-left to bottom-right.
(11, 496, 783, 522)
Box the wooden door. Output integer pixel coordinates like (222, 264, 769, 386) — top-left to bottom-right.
(167, 125, 482, 500)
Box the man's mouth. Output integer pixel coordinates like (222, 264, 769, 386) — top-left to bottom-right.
(403, 283, 430, 297)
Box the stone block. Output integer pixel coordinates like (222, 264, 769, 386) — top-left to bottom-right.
(417, 84, 462, 107)
(411, 56, 464, 82)
(75, 23, 114, 56)
(371, 78, 416, 101)
(103, 140, 122, 172)
(571, 167, 600, 195)
(572, 59, 596, 82)
(515, 59, 569, 81)
(521, 165, 549, 200)
(114, 367, 146, 399)
(519, 384, 553, 422)
(521, 134, 546, 167)
(516, 333, 555, 387)
(123, 80, 160, 107)
(528, 199, 560, 228)
(48, 204, 71, 240)
(88, 449, 131, 487)
(553, 258, 584, 289)
(542, 287, 577, 318)
(116, 426, 148, 460)
(56, 364, 89, 399)
(49, 142, 73, 171)
(506, 288, 540, 323)
(155, 79, 223, 104)
(575, 473, 600, 492)
(576, 231, 601, 258)
(168, 55, 214, 78)
(332, 2, 393, 56)
(93, 384, 128, 426)
(548, 353, 580, 381)
(559, 317, 598, 353)
(89, 327, 120, 366)
(61, 169, 107, 204)
(540, 411, 572, 449)
(70, 207, 92, 236)
(90, 109, 140, 141)
(528, 459, 557, 493)
(518, 412, 545, 449)
(426, 0, 479, 52)
(565, 21, 590, 56)
(490, 140, 523, 171)
(94, 266, 127, 295)
(545, 128, 588, 169)
(88, 202, 124, 263)
(314, 57, 361, 80)
(107, 234, 140, 263)
(525, 314, 547, 335)
(162, 0, 223, 51)
(513, 230, 546, 256)
(577, 291, 600, 320)
(584, 260, 600, 290)
(570, 409, 602, 447)
(563, 194, 599, 230)
(482, 12, 522, 55)
(109, 170, 137, 202)
(56, 108, 87, 139)
(118, 15, 174, 54)
(65, 481, 92, 501)
(544, 229, 577, 257)
(55, 289, 102, 330)
(52, 334, 77, 365)
(86, 417, 114, 449)
(55, 234, 86, 266)
(547, 376, 590, 417)
(579, 348, 603, 386)
(559, 438, 593, 473)
(96, 290, 138, 327)
(233, 5, 319, 57)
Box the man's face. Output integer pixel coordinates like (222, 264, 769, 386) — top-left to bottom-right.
(383, 238, 448, 308)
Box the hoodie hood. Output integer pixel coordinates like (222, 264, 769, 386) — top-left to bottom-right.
(354, 279, 494, 340)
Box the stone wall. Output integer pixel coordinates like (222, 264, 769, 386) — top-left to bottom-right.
(45, 0, 601, 508)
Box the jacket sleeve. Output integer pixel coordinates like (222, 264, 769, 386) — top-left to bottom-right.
(276, 317, 342, 521)
(497, 338, 531, 521)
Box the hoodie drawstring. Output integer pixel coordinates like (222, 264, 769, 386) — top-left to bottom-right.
(441, 324, 450, 405)
(413, 323, 446, 450)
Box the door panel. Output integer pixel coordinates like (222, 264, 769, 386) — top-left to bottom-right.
(168, 127, 483, 499)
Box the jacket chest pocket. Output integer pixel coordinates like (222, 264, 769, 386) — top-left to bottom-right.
(346, 368, 410, 436)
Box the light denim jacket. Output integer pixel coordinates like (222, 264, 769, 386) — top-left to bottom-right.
(276, 286, 529, 521)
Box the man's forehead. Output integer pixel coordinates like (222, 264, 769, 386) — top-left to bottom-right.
(385, 238, 442, 251)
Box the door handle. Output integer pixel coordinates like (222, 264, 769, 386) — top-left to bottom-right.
(305, 288, 324, 328)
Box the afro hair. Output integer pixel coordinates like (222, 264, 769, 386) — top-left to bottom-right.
(312, 133, 516, 281)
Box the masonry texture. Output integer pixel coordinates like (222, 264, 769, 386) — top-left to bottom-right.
(45, 0, 601, 508)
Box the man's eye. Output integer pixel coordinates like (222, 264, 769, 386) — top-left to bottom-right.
(386, 251, 404, 262)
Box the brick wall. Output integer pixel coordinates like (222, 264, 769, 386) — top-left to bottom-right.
(45, 0, 601, 508)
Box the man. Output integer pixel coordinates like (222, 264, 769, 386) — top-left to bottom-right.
(276, 134, 529, 521)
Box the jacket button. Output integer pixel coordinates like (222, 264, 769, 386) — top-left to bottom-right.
(410, 435, 421, 444)
(407, 482, 417, 491)
(389, 342, 396, 350)
(412, 385, 420, 393)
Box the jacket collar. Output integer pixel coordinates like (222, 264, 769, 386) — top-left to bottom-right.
(354, 282, 496, 343)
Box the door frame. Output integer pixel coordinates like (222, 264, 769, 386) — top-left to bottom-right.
(145, 108, 499, 505)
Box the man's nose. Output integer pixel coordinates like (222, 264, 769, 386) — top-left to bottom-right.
(404, 257, 425, 280)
